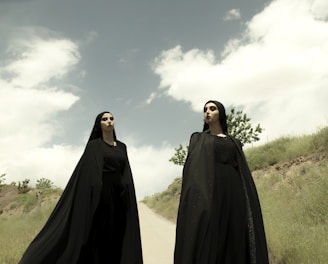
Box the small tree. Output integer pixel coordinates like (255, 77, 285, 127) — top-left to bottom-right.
(169, 144, 188, 166)
(36, 178, 54, 189)
(227, 107, 263, 145)
(17, 179, 30, 194)
(169, 107, 263, 166)
(0, 173, 6, 192)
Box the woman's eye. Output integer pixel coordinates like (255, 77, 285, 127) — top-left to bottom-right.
(204, 106, 217, 112)
(210, 106, 217, 111)
(102, 116, 114, 121)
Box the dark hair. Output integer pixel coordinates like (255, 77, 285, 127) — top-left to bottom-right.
(202, 100, 228, 133)
(87, 111, 117, 143)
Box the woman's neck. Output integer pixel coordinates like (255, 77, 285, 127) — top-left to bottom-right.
(102, 132, 115, 145)
(208, 123, 225, 136)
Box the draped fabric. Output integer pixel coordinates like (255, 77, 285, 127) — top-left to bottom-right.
(19, 138, 143, 264)
(174, 132, 268, 264)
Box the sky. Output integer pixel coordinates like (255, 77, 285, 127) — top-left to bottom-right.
(1, 0, 327, 200)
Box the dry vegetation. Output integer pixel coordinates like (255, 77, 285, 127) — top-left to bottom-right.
(0, 187, 62, 264)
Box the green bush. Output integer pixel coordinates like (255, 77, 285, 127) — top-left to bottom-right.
(36, 178, 54, 189)
(17, 179, 30, 194)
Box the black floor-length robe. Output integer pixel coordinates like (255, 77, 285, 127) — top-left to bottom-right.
(174, 132, 268, 264)
(19, 138, 143, 264)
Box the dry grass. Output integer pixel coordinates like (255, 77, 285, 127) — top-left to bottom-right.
(0, 187, 61, 263)
(254, 157, 328, 263)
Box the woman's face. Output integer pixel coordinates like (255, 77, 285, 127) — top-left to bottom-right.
(204, 102, 219, 125)
(100, 112, 115, 133)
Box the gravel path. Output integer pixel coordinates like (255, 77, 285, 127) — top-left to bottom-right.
(138, 202, 176, 264)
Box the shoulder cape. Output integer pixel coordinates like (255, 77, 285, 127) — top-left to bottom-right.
(19, 138, 143, 264)
(174, 132, 268, 264)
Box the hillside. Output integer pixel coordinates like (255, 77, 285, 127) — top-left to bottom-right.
(143, 127, 328, 264)
(0, 185, 62, 217)
(0, 186, 62, 264)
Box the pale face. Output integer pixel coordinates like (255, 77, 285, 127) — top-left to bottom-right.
(204, 102, 219, 125)
(100, 112, 115, 133)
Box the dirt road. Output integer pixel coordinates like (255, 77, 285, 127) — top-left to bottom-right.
(138, 202, 176, 264)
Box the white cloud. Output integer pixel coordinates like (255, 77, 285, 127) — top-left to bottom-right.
(4, 37, 80, 89)
(310, 0, 328, 20)
(223, 9, 241, 21)
(145, 92, 157, 104)
(3, 145, 84, 188)
(0, 30, 81, 187)
(145, 91, 163, 105)
(152, 0, 328, 143)
(126, 143, 182, 200)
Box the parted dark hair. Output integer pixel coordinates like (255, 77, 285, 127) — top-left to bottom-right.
(87, 111, 117, 143)
(202, 100, 228, 134)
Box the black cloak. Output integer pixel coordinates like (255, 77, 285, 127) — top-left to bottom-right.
(19, 138, 143, 264)
(174, 132, 268, 264)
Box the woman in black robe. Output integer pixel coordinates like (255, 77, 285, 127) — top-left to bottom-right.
(174, 100, 269, 264)
(19, 111, 143, 264)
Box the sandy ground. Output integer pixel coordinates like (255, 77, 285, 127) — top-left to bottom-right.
(138, 202, 176, 264)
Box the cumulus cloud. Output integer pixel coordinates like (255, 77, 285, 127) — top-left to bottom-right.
(223, 9, 241, 21)
(126, 143, 182, 200)
(310, 0, 328, 20)
(4, 145, 84, 188)
(0, 30, 82, 187)
(4, 37, 80, 88)
(152, 0, 328, 143)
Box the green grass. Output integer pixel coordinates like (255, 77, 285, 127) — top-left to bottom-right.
(256, 161, 328, 263)
(0, 188, 61, 264)
(245, 127, 328, 171)
(143, 178, 181, 222)
(0, 203, 57, 264)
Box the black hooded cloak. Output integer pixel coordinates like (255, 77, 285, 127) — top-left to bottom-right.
(19, 138, 143, 264)
(174, 132, 268, 264)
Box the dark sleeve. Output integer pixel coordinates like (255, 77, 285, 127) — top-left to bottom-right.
(174, 132, 217, 263)
(229, 135, 269, 263)
(185, 132, 200, 163)
(117, 141, 144, 264)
